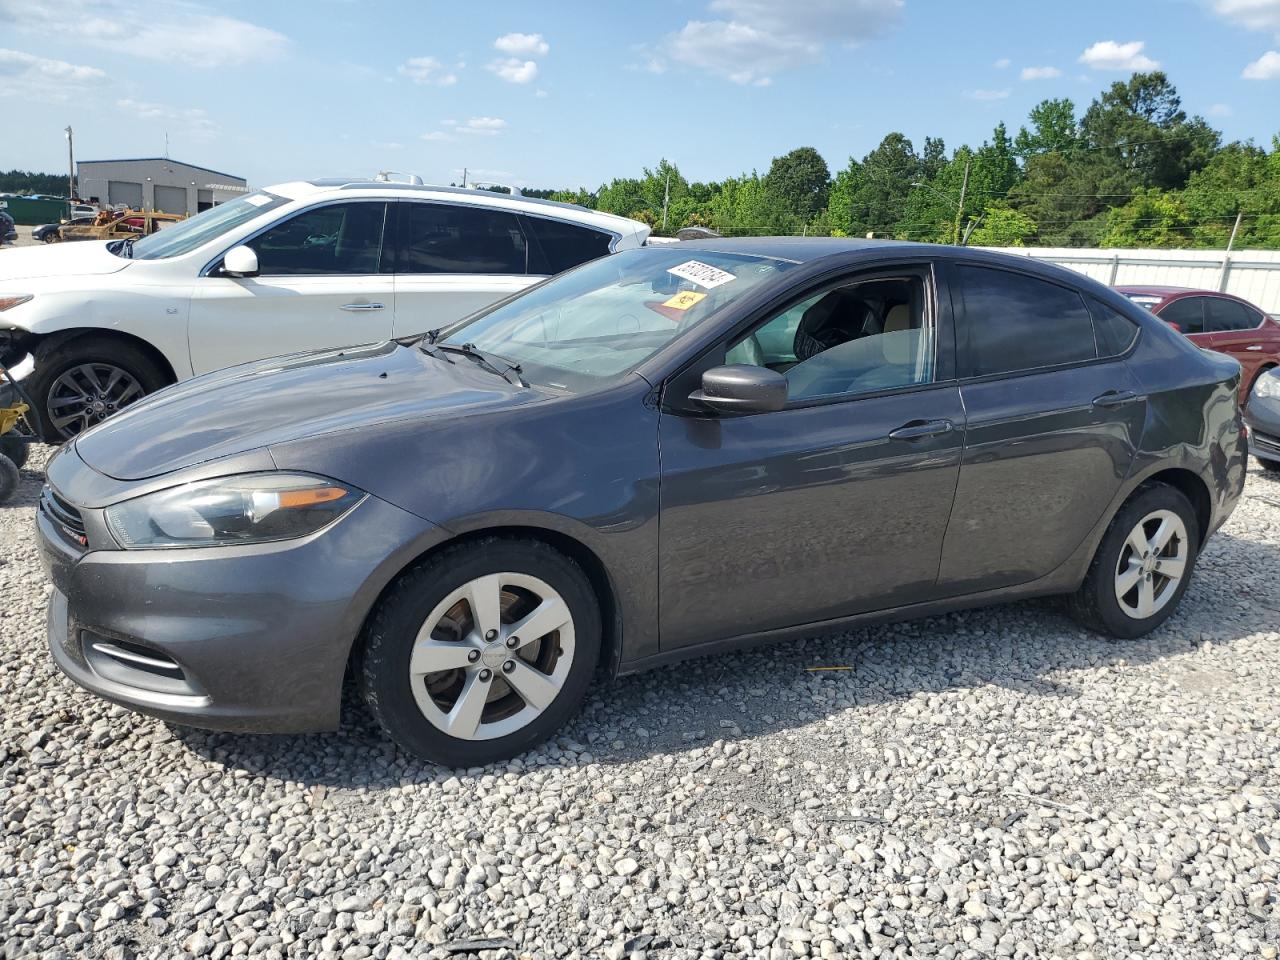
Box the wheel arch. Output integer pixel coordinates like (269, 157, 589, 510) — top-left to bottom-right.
(349, 523, 624, 683)
(31, 328, 180, 386)
(1127, 466, 1212, 545)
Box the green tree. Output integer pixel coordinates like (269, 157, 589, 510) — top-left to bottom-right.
(1014, 99, 1078, 155)
(762, 147, 831, 222)
(1100, 188, 1194, 247)
(968, 204, 1037, 246)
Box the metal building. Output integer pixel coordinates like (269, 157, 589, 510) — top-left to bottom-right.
(76, 158, 248, 215)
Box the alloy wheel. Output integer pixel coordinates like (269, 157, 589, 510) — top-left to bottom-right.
(1113, 508, 1188, 620)
(408, 572, 575, 741)
(46, 363, 145, 439)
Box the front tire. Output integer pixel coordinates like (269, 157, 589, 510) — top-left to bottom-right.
(0, 437, 29, 471)
(358, 538, 601, 766)
(27, 336, 171, 442)
(1066, 484, 1200, 639)
(1259, 457, 1280, 473)
(0, 454, 17, 503)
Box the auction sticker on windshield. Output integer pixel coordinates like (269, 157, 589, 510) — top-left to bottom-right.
(667, 260, 736, 289)
(662, 290, 708, 310)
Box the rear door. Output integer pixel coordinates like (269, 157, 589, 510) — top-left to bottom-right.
(390, 201, 536, 338)
(1204, 296, 1270, 390)
(937, 263, 1145, 595)
(189, 200, 393, 374)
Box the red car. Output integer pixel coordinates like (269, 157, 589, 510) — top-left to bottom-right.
(1116, 286, 1280, 406)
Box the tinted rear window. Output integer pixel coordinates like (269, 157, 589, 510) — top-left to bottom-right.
(523, 216, 614, 275)
(1206, 297, 1257, 332)
(400, 202, 527, 274)
(957, 265, 1096, 377)
(1090, 300, 1140, 357)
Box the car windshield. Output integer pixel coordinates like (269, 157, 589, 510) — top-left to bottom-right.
(437, 247, 793, 391)
(127, 192, 289, 260)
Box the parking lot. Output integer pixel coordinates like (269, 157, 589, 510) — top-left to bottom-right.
(1, 445, 1277, 960)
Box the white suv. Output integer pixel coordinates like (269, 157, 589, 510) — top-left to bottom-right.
(0, 178, 649, 439)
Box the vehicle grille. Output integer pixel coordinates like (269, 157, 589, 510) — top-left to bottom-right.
(40, 485, 88, 544)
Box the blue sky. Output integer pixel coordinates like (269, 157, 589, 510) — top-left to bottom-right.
(2, 0, 1279, 190)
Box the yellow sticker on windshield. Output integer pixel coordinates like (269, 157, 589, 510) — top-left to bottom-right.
(663, 290, 707, 310)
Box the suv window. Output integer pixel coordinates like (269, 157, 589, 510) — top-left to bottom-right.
(523, 216, 614, 274)
(250, 202, 388, 276)
(956, 265, 1095, 376)
(727, 274, 933, 401)
(1158, 297, 1205, 334)
(1206, 297, 1257, 332)
(400, 202, 526, 275)
(1090, 300, 1140, 357)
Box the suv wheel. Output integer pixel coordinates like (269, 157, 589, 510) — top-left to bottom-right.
(359, 538, 601, 766)
(1067, 483, 1200, 639)
(27, 337, 170, 442)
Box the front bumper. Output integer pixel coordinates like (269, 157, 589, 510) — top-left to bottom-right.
(38, 474, 447, 734)
(1245, 395, 1280, 464)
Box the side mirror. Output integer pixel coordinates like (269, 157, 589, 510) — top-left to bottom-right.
(690, 364, 787, 414)
(221, 245, 259, 277)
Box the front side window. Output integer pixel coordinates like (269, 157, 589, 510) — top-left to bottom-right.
(1206, 297, 1257, 332)
(523, 216, 613, 274)
(400, 203, 526, 275)
(440, 247, 793, 391)
(130, 192, 288, 260)
(727, 274, 933, 401)
(957, 265, 1095, 377)
(250, 202, 388, 276)
(1157, 297, 1205, 334)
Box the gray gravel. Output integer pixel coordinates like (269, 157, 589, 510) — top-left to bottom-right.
(3, 445, 1279, 959)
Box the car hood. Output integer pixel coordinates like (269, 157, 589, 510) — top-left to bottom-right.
(0, 240, 131, 281)
(74, 341, 544, 481)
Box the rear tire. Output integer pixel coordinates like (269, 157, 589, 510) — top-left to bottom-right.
(1259, 457, 1280, 473)
(1066, 483, 1200, 639)
(358, 538, 601, 767)
(0, 455, 18, 503)
(26, 336, 171, 442)
(0, 437, 29, 471)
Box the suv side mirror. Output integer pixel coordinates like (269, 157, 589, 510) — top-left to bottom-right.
(222, 245, 259, 278)
(690, 364, 787, 414)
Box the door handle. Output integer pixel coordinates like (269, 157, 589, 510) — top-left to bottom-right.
(888, 418, 954, 440)
(1092, 389, 1140, 408)
(340, 302, 385, 311)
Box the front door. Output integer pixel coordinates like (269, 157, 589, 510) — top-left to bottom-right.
(657, 265, 964, 650)
(937, 263, 1144, 594)
(189, 200, 393, 374)
(390, 201, 536, 338)
(1202, 296, 1276, 394)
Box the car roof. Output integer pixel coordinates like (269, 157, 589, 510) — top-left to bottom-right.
(1114, 285, 1198, 297)
(261, 178, 647, 235)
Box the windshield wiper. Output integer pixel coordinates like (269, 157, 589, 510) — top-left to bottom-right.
(434, 342, 528, 387)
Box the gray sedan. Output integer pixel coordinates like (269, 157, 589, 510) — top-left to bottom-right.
(37, 239, 1246, 766)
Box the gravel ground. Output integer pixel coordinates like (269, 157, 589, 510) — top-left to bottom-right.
(2, 446, 1279, 960)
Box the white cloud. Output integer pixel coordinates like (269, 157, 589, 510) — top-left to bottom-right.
(0, 47, 105, 100)
(1213, 0, 1280, 38)
(1020, 65, 1062, 80)
(1207, 102, 1234, 115)
(462, 116, 507, 135)
(493, 32, 549, 56)
(398, 56, 458, 86)
(115, 97, 217, 138)
(535, 88, 549, 98)
(993, 57, 1011, 68)
(0, 0, 287, 68)
(1078, 40, 1159, 71)
(488, 57, 538, 83)
(965, 88, 1011, 100)
(1242, 48, 1280, 77)
(653, 0, 903, 85)
(420, 131, 453, 142)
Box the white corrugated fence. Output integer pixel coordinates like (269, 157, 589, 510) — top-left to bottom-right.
(982, 247, 1280, 314)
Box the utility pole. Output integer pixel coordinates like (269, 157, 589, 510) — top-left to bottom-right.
(461, 167, 468, 188)
(1218, 210, 1243, 292)
(952, 159, 970, 246)
(661, 167, 671, 231)
(65, 125, 75, 200)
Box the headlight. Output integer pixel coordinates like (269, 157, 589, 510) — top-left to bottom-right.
(0, 295, 33, 312)
(105, 473, 364, 549)
(1255, 372, 1280, 400)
